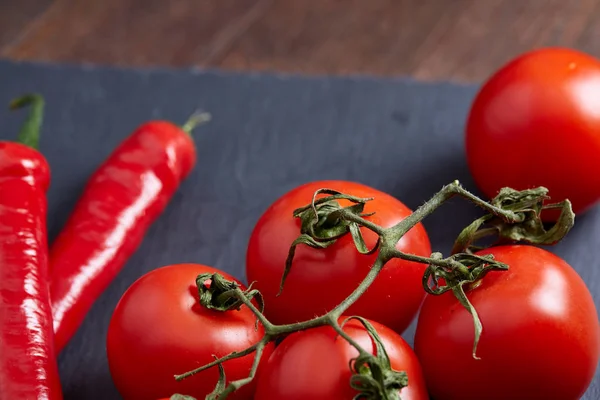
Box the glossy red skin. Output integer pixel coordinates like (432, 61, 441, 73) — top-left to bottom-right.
(414, 245, 600, 400)
(107, 263, 273, 400)
(0, 142, 63, 399)
(254, 317, 428, 400)
(246, 180, 432, 334)
(466, 47, 600, 216)
(50, 121, 196, 353)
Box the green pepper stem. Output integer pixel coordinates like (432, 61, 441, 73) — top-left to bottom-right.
(181, 110, 211, 135)
(9, 93, 45, 150)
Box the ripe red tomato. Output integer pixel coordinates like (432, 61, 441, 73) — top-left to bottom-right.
(246, 180, 432, 334)
(414, 245, 600, 400)
(106, 263, 273, 400)
(466, 47, 600, 216)
(254, 317, 428, 399)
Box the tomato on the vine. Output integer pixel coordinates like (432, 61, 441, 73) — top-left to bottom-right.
(254, 317, 428, 399)
(466, 47, 600, 216)
(414, 245, 600, 400)
(106, 263, 272, 400)
(246, 180, 432, 334)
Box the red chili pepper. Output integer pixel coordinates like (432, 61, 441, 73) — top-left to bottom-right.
(0, 94, 63, 399)
(50, 111, 210, 353)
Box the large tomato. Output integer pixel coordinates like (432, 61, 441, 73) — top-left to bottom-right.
(254, 317, 428, 399)
(246, 180, 432, 334)
(414, 245, 600, 400)
(466, 47, 600, 216)
(106, 263, 272, 400)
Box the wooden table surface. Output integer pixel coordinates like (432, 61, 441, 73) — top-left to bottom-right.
(1, 0, 600, 83)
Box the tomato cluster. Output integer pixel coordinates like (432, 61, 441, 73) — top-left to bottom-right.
(106, 47, 600, 400)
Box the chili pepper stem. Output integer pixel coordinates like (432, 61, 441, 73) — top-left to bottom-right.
(181, 111, 211, 135)
(9, 93, 45, 150)
(176, 180, 575, 399)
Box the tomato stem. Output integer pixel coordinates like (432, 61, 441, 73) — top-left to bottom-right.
(174, 341, 263, 381)
(213, 341, 267, 398)
(230, 286, 272, 331)
(176, 180, 575, 399)
(343, 316, 409, 399)
(329, 256, 387, 319)
(331, 320, 366, 354)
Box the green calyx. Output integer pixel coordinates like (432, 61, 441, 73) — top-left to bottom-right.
(452, 187, 574, 254)
(9, 93, 45, 150)
(422, 252, 509, 358)
(345, 317, 408, 400)
(281, 189, 379, 294)
(196, 272, 263, 314)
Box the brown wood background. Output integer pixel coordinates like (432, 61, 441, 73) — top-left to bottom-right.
(1, 0, 600, 82)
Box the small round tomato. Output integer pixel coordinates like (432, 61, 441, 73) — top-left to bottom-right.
(106, 263, 273, 400)
(414, 245, 600, 400)
(254, 317, 428, 399)
(246, 180, 431, 334)
(466, 47, 600, 216)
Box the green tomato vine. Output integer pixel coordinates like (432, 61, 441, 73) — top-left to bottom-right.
(171, 180, 574, 399)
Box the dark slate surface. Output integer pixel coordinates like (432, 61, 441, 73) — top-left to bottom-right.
(0, 59, 597, 400)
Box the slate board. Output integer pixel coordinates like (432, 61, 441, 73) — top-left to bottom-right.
(0, 59, 598, 400)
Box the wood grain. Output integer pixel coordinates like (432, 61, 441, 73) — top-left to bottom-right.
(2, 0, 600, 82)
(2, 0, 271, 67)
(218, 0, 600, 81)
(0, 0, 52, 49)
